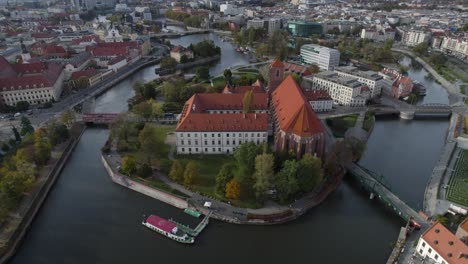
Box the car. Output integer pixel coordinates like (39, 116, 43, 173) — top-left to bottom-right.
(14, 112, 21, 117)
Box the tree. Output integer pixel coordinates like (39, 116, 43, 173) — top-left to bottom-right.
(308, 64, 320, 74)
(253, 154, 274, 199)
(274, 160, 299, 203)
(137, 163, 152, 178)
(215, 163, 235, 196)
(121, 155, 137, 176)
(12, 126, 21, 142)
(242, 90, 253, 113)
(149, 99, 163, 119)
(434, 214, 448, 227)
(20, 116, 34, 136)
(133, 101, 153, 120)
(110, 113, 131, 143)
(224, 69, 232, 85)
(225, 179, 241, 199)
(60, 110, 75, 127)
(138, 124, 159, 163)
(142, 83, 157, 99)
(180, 54, 189, 63)
(413, 42, 428, 56)
(195, 66, 210, 80)
(160, 56, 177, 69)
(15, 101, 30, 112)
(169, 160, 184, 182)
(183, 161, 198, 186)
(297, 154, 322, 192)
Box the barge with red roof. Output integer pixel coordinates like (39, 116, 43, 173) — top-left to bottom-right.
(142, 214, 194, 244)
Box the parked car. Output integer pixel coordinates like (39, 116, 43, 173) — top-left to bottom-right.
(14, 112, 21, 117)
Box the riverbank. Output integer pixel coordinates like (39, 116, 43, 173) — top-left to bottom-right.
(0, 123, 85, 264)
(101, 146, 346, 225)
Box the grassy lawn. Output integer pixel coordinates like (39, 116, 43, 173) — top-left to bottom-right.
(446, 150, 468, 207)
(362, 111, 375, 132)
(202, 76, 226, 89)
(326, 114, 358, 138)
(460, 85, 466, 95)
(236, 68, 259, 74)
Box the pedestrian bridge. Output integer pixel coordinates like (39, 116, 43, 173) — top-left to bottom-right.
(82, 113, 178, 124)
(347, 163, 429, 225)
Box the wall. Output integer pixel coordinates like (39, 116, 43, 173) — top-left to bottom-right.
(100, 155, 188, 209)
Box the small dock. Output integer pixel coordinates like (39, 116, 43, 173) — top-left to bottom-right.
(170, 211, 212, 237)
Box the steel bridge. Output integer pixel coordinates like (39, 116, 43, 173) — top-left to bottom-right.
(347, 163, 429, 226)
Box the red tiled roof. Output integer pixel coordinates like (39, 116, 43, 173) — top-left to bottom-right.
(12, 62, 46, 74)
(0, 61, 63, 90)
(0, 56, 16, 78)
(271, 58, 284, 68)
(71, 35, 101, 45)
(108, 56, 126, 65)
(233, 86, 265, 94)
(176, 113, 268, 132)
(171, 45, 187, 53)
(87, 46, 127, 57)
(303, 90, 332, 101)
(421, 222, 468, 264)
(283, 62, 312, 76)
(71, 68, 97, 80)
(31, 32, 56, 39)
(272, 75, 324, 137)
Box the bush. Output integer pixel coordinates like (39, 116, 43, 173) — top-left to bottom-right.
(137, 163, 152, 178)
(116, 140, 129, 152)
(159, 158, 173, 174)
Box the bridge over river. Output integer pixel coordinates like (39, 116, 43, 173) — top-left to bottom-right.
(347, 163, 430, 227)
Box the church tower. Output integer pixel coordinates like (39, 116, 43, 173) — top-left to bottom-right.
(268, 58, 284, 94)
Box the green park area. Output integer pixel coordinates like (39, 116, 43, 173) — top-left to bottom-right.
(326, 114, 358, 138)
(446, 150, 468, 207)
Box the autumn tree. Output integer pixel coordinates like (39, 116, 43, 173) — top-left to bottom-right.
(242, 90, 254, 114)
(183, 161, 198, 186)
(132, 101, 154, 120)
(215, 163, 235, 196)
(138, 124, 159, 164)
(121, 155, 137, 176)
(296, 154, 322, 192)
(308, 64, 320, 74)
(60, 110, 75, 127)
(253, 153, 274, 199)
(169, 160, 184, 183)
(225, 178, 241, 199)
(110, 113, 131, 142)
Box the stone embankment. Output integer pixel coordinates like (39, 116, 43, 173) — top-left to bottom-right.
(100, 155, 189, 209)
(0, 123, 85, 264)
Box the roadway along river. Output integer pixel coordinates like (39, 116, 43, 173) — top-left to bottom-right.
(10, 36, 448, 263)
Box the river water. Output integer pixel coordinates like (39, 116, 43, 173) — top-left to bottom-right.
(10, 36, 449, 264)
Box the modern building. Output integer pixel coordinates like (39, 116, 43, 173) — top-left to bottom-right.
(361, 28, 395, 42)
(300, 44, 340, 71)
(415, 222, 468, 264)
(400, 28, 431, 46)
(267, 18, 282, 35)
(0, 57, 65, 106)
(220, 3, 244, 16)
(334, 66, 383, 98)
(175, 93, 269, 155)
(247, 19, 265, 30)
(307, 71, 366, 107)
(287, 21, 323, 37)
(440, 36, 468, 61)
(271, 75, 325, 159)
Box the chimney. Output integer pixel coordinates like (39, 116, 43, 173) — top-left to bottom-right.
(243, 113, 246, 119)
(254, 113, 257, 119)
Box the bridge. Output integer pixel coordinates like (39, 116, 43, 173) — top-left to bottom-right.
(370, 101, 452, 120)
(151, 29, 212, 38)
(82, 113, 178, 124)
(347, 163, 429, 226)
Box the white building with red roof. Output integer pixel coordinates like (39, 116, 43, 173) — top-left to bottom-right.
(176, 93, 268, 155)
(170, 45, 194, 63)
(416, 222, 468, 264)
(0, 56, 65, 106)
(303, 90, 333, 112)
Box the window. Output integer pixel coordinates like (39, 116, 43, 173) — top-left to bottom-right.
(218, 148, 221, 152)
(239, 133, 242, 137)
(212, 140, 215, 145)
(212, 133, 214, 137)
(422, 242, 425, 248)
(419, 249, 423, 254)
(428, 249, 432, 253)
(232, 140, 235, 145)
(188, 148, 192, 152)
(204, 134, 207, 138)
(181, 140, 184, 145)
(218, 133, 221, 137)
(182, 148, 185, 152)
(188, 134, 191, 137)
(195, 140, 198, 145)
(435, 255, 438, 260)
(188, 140, 191, 145)
(227, 141, 229, 145)
(196, 148, 198, 152)
(205, 148, 207, 152)
(212, 148, 215, 152)
(218, 140, 221, 144)
(204, 141, 207, 145)
(227, 133, 229, 137)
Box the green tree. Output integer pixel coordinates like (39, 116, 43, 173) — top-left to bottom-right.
(242, 90, 253, 113)
(169, 160, 184, 182)
(20, 116, 34, 136)
(225, 178, 241, 199)
(132, 101, 154, 120)
(233, 142, 260, 197)
(138, 124, 159, 164)
(253, 153, 274, 199)
(121, 155, 137, 176)
(224, 69, 232, 85)
(60, 110, 75, 127)
(142, 82, 157, 99)
(12, 126, 21, 142)
(180, 54, 189, 63)
(183, 161, 198, 186)
(413, 42, 428, 56)
(215, 163, 235, 196)
(275, 160, 299, 203)
(110, 113, 131, 143)
(160, 56, 177, 69)
(297, 154, 322, 192)
(434, 214, 449, 227)
(195, 66, 210, 80)
(137, 163, 152, 178)
(308, 64, 320, 74)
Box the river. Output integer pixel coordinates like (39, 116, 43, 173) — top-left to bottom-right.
(9, 36, 448, 264)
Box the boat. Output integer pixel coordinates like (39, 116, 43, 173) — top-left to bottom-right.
(142, 214, 195, 244)
(184, 208, 201, 218)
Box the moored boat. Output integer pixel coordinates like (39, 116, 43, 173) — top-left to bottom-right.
(142, 214, 195, 244)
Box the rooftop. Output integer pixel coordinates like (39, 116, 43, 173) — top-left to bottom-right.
(335, 66, 383, 81)
(315, 71, 363, 88)
(421, 222, 468, 264)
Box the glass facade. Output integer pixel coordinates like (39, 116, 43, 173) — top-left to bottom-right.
(287, 21, 323, 37)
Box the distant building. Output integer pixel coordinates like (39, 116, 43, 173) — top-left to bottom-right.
(303, 90, 333, 112)
(287, 21, 323, 37)
(220, 3, 244, 16)
(361, 28, 395, 42)
(440, 36, 468, 61)
(104, 27, 123, 43)
(400, 27, 431, 46)
(300, 44, 340, 71)
(307, 71, 366, 107)
(170, 45, 194, 63)
(379, 68, 413, 98)
(0, 57, 65, 106)
(415, 222, 468, 264)
(247, 19, 264, 30)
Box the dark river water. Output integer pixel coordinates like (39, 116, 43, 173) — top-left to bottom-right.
(9, 35, 449, 264)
